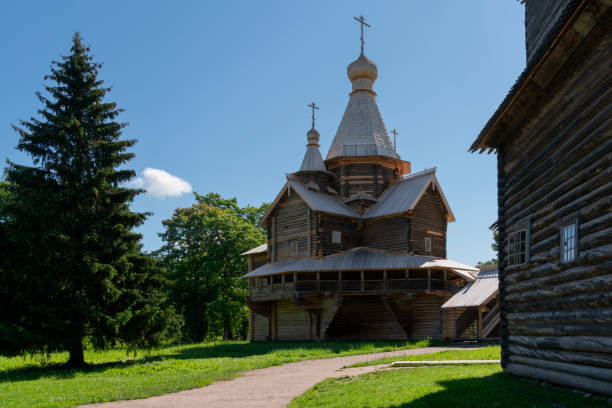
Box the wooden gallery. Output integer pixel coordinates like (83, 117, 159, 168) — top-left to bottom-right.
(242, 28, 500, 342)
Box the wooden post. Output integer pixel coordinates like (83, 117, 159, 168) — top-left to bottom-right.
(361, 270, 365, 291)
(282, 273, 285, 292)
(427, 269, 431, 291)
(383, 270, 387, 291)
(272, 216, 277, 263)
(307, 209, 312, 256)
(478, 307, 483, 339)
(294, 272, 297, 291)
(316, 271, 320, 291)
(339, 271, 342, 292)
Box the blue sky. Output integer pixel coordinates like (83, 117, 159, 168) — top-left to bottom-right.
(0, 1, 526, 266)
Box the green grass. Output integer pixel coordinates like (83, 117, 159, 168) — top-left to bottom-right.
(347, 345, 501, 368)
(0, 339, 436, 408)
(289, 364, 608, 408)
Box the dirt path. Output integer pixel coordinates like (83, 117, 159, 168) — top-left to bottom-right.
(81, 345, 480, 408)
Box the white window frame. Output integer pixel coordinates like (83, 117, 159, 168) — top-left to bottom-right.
(424, 237, 432, 253)
(561, 223, 577, 263)
(332, 230, 342, 244)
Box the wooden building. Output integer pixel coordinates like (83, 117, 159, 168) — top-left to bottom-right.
(242, 23, 493, 342)
(470, 0, 612, 397)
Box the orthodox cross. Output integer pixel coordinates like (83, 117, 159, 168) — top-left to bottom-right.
(391, 128, 399, 152)
(353, 15, 371, 54)
(307, 101, 319, 129)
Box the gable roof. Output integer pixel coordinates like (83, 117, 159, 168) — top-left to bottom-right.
(363, 168, 455, 221)
(441, 270, 499, 309)
(260, 179, 360, 225)
(242, 246, 477, 280)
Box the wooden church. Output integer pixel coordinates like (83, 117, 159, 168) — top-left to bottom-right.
(243, 18, 493, 341)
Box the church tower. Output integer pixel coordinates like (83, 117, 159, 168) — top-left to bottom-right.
(326, 16, 410, 202)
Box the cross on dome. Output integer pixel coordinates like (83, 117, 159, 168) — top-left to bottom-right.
(307, 101, 319, 129)
(353, 15, 371, 55)
(391, 129, 399, 152)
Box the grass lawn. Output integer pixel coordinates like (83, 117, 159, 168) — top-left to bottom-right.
(347, 345, 501, 367)
(289, 364, 608, 408)
(0, 339, 435, 408)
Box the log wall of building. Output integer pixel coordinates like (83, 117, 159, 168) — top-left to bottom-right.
(410, 187, 447, 258)
(498, 15, 612, 397)
(252, 312, 269, 342)
(319, 214, 362, 256)
(363, 217, 410, 252)
(267, 192, 316, 262)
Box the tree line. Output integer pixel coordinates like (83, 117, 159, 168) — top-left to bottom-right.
(0, 34, 266, 367)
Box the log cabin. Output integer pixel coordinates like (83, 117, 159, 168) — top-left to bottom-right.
(242, 20, 494, 343)
(470, 0, 612, 397)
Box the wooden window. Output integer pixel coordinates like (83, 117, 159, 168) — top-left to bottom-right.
(332, 230, 342, 244)
(424, 237, 432, 253)
(290, 240, 298, 256)
(561, 223, 577, 263)
(507, 230, 527, 266)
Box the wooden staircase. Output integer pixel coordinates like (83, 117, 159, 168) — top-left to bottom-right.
(455, 307, 478, 338)
(481, 303, 500, 339)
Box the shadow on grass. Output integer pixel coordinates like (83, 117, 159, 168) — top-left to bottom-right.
(0, 340, 447, 384)
(387, 372, 600, 408)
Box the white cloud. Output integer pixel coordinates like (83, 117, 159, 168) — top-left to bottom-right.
(132, 168, 193, 198)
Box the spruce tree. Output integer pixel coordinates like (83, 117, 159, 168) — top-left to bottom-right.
(1, 33, 175, 366)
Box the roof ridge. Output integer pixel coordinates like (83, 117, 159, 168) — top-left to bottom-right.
(400, 167, 436, 181)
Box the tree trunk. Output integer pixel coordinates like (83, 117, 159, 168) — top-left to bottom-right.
(66, 336, 85, 368)
(223, 314, 233, 340)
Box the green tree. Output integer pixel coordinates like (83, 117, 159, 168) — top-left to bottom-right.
(157, 195, 265, 342)
(0, 33, 176, 366)
(476, 231, 500, 269)
(195, 192, 269, 231)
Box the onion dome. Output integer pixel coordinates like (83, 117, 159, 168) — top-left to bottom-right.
(347, 53, 378, 92)
(326, 52, 398, 160)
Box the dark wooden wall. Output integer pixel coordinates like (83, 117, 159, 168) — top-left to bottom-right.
(410, 187, 447, 257)
(363, 216, 410, 252)
(329, 163, 396, 200)
(498, 16, 612, 397)
(319, 214, 362, 256)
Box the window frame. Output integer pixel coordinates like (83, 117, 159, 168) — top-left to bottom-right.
(332, 230, 342, 244)
(424, 237, 432, 253)
(506, 217, 531, 267)
(560, 216, 579, 264)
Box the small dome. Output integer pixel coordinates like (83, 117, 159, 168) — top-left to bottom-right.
(307, 128, 320, 145)
(347, 53, 378, 82)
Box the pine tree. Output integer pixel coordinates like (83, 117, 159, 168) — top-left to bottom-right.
(1, 33, 176, 367)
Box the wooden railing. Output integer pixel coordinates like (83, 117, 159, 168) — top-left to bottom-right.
(250, 274, 459, 299)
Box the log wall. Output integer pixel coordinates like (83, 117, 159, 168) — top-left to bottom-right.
(330, 163, 396, 200)
(498, 12, 612, 397)
(363, 217, 410, 252)
(252, 312, 269, 341)
(410, 187, 447, 258)
(319, 214, 362, 256)
(267, 192, 317, 262)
